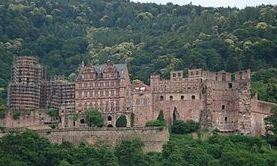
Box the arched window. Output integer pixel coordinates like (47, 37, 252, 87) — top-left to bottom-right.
(225, 117, 227, 122)
(80, 119, 85, 124)
(181, 96, 184, 100)
(170, 96, 173, 100)
(108, 116, 112, 121)
(192, 95, 195, 100)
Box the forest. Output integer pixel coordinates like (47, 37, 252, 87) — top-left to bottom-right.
(0, 0, 276, 105)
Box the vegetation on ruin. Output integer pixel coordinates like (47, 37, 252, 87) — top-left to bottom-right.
(0, 0, 276, 105)
(47, 108, 59, 119)
(0, 105, 6, 119)
(0, 130, 277, 166)
(116, 115, 127, 127)
(85, 108, 104, 127)
(265, 106, 277, 146)
(12, 111, 20, 120)
(171, 120, 200, 134)
(146, 110, 166, 127)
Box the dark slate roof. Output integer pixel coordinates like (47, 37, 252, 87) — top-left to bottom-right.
(94, 64, 127, 78)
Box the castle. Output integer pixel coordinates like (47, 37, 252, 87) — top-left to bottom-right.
(4, 56, 276, 135)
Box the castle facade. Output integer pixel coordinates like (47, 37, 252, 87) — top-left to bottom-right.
(6, 56, 276, 135)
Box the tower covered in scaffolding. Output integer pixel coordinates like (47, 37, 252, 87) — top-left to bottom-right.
(8, 56, 42, 110)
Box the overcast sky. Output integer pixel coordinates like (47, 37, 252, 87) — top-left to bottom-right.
(132, 0, 276, 8)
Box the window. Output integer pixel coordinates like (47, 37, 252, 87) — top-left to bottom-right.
(173, 73, 176, 77)
(228, 83, 232, 89)
(196, 71, 199, 75)
(239, 72, 243, 80)
(178, 73, 181, 77)
(191, 72, 194, 75)
(108, 116, 112, 121)
(181, 96, 184, 100)
(170, 96, 173, 100)
(225, 117, 227, 122)
(222, 105, 225, 110)
(192, 95, 195, 100)
(222, 73, 226, 81)
(80, 119, 85, 124)
(160, 96, 164, 101)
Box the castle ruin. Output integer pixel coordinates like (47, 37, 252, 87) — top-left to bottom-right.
(4, 56, 276, 135)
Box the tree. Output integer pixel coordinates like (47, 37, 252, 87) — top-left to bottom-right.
(116, 115, 127, 127)
(115, 139, 145, 166)
(85, 108, 104, 127)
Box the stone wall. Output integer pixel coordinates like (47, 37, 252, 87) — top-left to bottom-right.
(0, 127, 169, 152)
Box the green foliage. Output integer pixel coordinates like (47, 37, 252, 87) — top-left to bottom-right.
(0, 131, 119, 166)
(47, 108, 59, 119)
(12, 111, 20, 120)
(0, 104, 6, 119)
(1, 130, 277, 165)
(115, 139, 145, 166)
(85, 108, 104, 127)
(0, 0, 276, 104)
(171, 120, 199, 134)
(116, 115, 127, 127)
(146, 111, 166, 127)
(145, 120, 166, 127)
(251, 68, 277, 102)
(265, 107, 277, 135)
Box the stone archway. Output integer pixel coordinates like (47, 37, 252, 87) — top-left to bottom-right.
(107, 124, 113, 127)
(173, 107, 180, 122)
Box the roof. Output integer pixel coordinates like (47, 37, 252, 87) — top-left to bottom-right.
(94, 64, 127, 78)
(77, 63, 127, 79)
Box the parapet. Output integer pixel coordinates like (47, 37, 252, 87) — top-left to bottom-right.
(170, 71, 183, 81)
(234, 69, 251, 81)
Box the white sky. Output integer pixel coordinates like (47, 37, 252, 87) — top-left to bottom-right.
(132, 0, 277, 8)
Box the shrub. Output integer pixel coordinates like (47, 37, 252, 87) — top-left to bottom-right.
(145, 120, 166, 127)
(47, 108, 59, 119)
(171, 120, 199, 134)
(116, 115, 127, 127)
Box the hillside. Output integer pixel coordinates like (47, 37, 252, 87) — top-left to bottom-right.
(0, 0, 276, 104)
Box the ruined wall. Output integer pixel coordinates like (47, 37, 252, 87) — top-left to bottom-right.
(250, 100, 277, 135)
(131, 81, 153, 127)
(2, 110, 54, 129)
(36, 128, 169, 152)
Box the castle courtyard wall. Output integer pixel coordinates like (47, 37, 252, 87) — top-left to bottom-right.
(0, 128, 169, 152)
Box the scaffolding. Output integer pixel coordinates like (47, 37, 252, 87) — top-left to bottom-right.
(8, 56, 42, 110)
